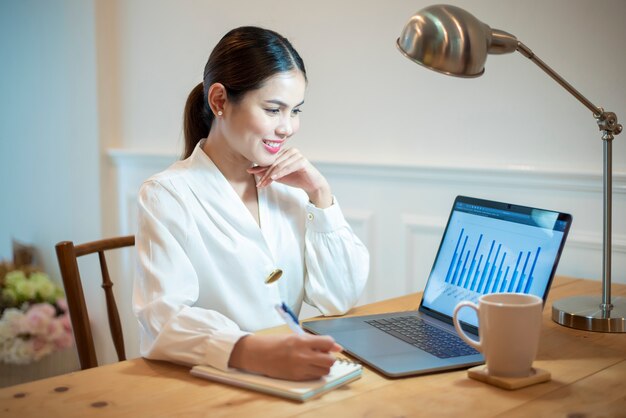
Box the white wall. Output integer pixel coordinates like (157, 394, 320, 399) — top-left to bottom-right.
(0, 0, 101, 265)
(1, 0, 625, 375)
(0, 0, 102, 379)
(103, 0, 625, 173)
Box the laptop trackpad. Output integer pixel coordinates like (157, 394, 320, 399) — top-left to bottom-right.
(329, 328, 457, 377)
(330, 328, 423, 356)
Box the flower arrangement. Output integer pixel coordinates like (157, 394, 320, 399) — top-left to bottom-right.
(0, 262, 73, 365)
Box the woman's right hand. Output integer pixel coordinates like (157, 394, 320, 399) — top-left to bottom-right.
(228, 333, 342, 381)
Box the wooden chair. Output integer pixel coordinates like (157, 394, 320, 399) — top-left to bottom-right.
(55, 235, 135, 370)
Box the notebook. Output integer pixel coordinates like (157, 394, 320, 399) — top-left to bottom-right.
(190, 359, 362, 402)
(304, 195, 572, 377)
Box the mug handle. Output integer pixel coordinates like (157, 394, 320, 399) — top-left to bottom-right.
(453, 301, 481, 351)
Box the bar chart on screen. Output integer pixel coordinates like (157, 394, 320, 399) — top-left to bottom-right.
(425, 210, 565, 308)
(444, 228, 540, 296)
(420, 200, 570, 328)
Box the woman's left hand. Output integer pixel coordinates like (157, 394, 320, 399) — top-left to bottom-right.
(247, 148, 333, 208)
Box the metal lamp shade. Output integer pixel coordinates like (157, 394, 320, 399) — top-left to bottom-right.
(397, 4, 519, 77)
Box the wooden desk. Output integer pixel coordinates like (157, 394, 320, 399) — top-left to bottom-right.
(1, 276, 625, 417)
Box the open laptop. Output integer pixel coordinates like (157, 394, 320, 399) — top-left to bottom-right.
(303, 196, 572, 377)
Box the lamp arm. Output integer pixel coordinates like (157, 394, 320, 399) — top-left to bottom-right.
(515, 42, 622, 139)
(516, 42, 601, 115)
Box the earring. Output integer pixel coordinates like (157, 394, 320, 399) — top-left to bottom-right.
(217, 110, 223, 116)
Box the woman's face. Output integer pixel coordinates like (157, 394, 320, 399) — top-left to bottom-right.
(221, 70, 306, 167)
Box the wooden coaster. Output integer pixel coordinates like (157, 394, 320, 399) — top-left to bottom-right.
(467, 366, 551, 390)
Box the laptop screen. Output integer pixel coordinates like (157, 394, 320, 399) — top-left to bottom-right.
(420, 196, 572, 330)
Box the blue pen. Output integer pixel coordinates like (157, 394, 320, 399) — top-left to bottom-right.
(275, 302, 305, 335)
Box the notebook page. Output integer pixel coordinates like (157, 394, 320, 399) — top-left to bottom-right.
(190, 359, 362, 401)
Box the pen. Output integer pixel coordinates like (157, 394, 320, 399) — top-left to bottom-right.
(275, 302, 305, 335)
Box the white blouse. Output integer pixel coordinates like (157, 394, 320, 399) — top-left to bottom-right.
(133, 140, 369, 371)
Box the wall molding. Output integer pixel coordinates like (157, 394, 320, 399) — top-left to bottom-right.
(316, 161, 626, 194)
(108, 149, 177, 170)
(566, 231, 626, 254)
(107, 149, 626, 194)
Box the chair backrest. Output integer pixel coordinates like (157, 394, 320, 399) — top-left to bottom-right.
(55, 235, 135, 370)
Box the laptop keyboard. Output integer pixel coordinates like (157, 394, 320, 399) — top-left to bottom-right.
(365, 316, 479, 359)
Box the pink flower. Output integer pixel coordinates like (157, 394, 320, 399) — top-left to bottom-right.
(53, 331, 73, 350)
(46, 318, 64, 340)
(56, 298, 68, 313)
(31, 336, 53, 361)
(22, 303, 55, 335)
(59, 313, 72, 332)
(32, 336, 47, 351)
(31, 303, 56, 317)
(1, 276, 74, 365)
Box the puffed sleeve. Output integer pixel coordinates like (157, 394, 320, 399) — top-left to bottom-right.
(303, 197, 369, 315)
(133, 180, 250, 370)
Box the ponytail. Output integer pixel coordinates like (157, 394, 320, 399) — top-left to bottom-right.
(183, 83, 212, 159)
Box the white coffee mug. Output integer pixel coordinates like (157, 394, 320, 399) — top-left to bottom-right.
(453, 293, 543, 378)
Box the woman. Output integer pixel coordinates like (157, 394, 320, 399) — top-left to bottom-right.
(134, 26, 369, 381)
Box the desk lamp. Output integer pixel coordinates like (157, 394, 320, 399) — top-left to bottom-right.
(396, 4, 624, 332)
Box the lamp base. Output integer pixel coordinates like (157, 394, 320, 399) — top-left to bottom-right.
(552, 296, 626, 333)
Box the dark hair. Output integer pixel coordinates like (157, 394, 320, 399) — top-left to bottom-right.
(182, 26, 307, 159)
